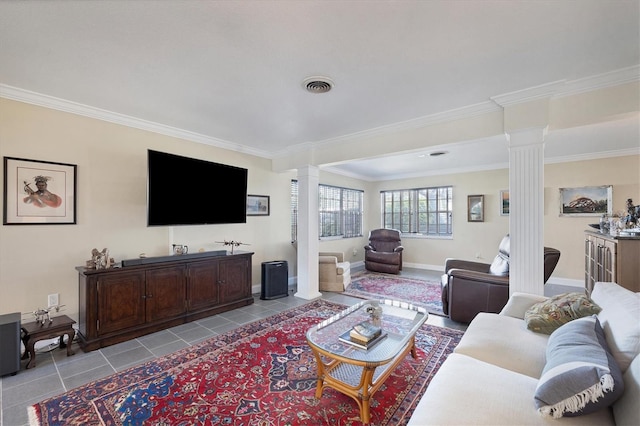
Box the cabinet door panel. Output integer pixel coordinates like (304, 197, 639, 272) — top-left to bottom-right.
(146, 267, 187, 322)
(602, 240, 616, 282)
(219, 257, 251, 304)
(187, 262, 219, 311)
(97, 272, 145, 335)
(585, 237, 596, 294)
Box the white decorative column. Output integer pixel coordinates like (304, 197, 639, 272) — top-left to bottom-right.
(294, 165, 322, 300)
(507, 127, 546, 295)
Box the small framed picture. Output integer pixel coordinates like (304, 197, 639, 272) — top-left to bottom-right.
(247, 194, 270, 216)
(559, 185, 612, 217)
(3, 156, 77, 225)
(467, 194, 484, 222)
(500, 190, 509, 216)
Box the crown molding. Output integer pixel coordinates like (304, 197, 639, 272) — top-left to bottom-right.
(491, 81, 566, 107)
(2, 65, 638, 161)
(319, 101, 501, 147)
(0, 84, 273, 159)
(543, 147, 639, 165)
(297, 67, 640, 155)
(324, 147, 638, 182)
(491, 65, 640, 107)
(559, 65, 640, 97)
(270, 101, 503, 159)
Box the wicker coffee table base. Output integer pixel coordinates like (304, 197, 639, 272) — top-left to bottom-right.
(309, 337, 417, 423)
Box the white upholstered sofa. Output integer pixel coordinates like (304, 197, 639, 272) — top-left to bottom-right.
(409, 281, 640, 425)
(319, 252, 351, 292)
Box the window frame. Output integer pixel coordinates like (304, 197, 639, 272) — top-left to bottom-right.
(290, 180, 364, 242)
(381, 186, 453, 238)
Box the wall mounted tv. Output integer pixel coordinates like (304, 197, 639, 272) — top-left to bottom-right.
(147, 150, 248, 226)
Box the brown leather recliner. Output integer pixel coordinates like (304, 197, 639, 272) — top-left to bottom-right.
(441, 235, 561, 323)
(364, 229, 403, 274)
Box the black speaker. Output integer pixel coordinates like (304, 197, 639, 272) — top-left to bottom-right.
(261, 261, 289, 300)
(0, 312, 21, 376)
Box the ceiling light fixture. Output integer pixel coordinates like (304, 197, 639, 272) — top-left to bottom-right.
(303, 76, 334, 94)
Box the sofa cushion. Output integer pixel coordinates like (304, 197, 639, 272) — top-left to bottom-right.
(454, 312, 549, 378)
(489, 253, 509, 275)
(407, 353, 614, 426)
(591, 281, 640, 372)
(500, 292, 548, 319)
(524, 292, 601, 335)
(535, 315, 624, 419)
(336, 261, 349, 275)
(613, 355, 640, 426)
(488, 235, 510, 275)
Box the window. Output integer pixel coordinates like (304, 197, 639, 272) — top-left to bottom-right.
(290, 180, 364, 241)
(381, 186, 453, 236)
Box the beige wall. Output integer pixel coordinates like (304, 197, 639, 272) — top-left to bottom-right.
(370, 169, 510, 268)
(1, 97, 638, 322)
(544, 156, 639, 282)
(0, 99, 297, 319)
(367, 155, 639, 285)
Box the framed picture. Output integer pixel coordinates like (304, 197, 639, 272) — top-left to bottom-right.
(467, 194, 484, 222)
(559, 185, 612, 217)
(3, 157, 77, 225)
(500, 190, 509, 216)
(246, 194, 270, 216)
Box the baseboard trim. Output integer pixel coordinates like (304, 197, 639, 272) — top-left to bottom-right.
(251, 261, 583, 294)
(403, 262, 442, 272)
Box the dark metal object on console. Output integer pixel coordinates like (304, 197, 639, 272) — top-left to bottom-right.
(121, 250, 227, 267)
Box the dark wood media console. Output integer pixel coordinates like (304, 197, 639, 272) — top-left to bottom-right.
(76, 251, 254, 351)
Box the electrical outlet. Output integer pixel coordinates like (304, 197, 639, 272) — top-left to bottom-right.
(48, 293, 59, 307)
(352, 248, 357, 256)
(475, 252, 482, 259)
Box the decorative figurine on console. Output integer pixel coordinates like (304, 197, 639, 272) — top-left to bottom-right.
(86, 248, 115, 270)
(172, 244, 188, 255)
(216, 240, 250, 254)
(25, 305, 65, 326)
(622, 198, 639, 228)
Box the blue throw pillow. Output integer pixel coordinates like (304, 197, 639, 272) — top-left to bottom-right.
(535, 315, 624, 418)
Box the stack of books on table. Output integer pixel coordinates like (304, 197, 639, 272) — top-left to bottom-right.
(339, 321, 387, 350)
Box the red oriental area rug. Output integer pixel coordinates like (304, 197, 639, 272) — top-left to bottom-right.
(29, 300, 462, 426)
(346, 271, 445, 316)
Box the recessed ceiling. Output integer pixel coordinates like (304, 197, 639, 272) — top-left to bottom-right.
(0, 1, 638, 180)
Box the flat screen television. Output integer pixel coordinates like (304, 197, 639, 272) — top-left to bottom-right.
(147, 150, 248, 226)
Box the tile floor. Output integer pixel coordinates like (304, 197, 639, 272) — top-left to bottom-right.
(0, 268, 572, 425)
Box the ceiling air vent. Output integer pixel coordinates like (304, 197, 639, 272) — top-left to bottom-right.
(303, 76, 334, 94)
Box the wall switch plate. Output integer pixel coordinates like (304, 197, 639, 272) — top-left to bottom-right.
(48, 293, 59, 307)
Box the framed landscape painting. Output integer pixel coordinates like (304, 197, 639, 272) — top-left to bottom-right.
(559, 185, 612, 217)
(246, 194, 270, 216)
(500, 190, 509, 216)
(3, 156, 77, 225)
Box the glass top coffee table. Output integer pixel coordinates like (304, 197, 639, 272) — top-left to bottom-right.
(306, 299, 428, 423)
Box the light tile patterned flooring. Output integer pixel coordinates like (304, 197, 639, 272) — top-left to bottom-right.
(0, 268, 572, 425)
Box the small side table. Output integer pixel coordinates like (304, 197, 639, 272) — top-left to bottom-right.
(21, 315, 76, 369)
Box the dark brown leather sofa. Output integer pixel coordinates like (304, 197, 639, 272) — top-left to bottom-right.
(441, 235, 561, 323)
(364, 229, 404, 274)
